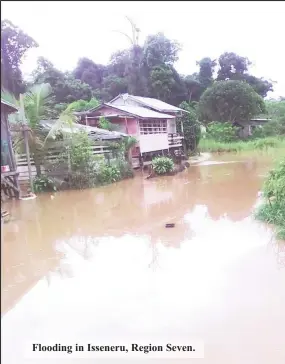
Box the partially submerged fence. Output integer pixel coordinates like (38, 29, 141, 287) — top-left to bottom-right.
(16, 144, 112, 182)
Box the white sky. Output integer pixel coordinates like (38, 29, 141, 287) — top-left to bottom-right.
(2, 1, 285, 98)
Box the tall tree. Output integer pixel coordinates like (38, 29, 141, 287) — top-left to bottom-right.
(1, 19, 38, 95)
(32, 57, 92, 113)
(143, 32, 181, 68)
(149, 65, 175, 101)
(113, 16, 148, 96)
(73, 57, 106, 90)
(217, 52, 273, 97)
(217, 52, 250, 81)
(196, 57, 216, 89)
(199, 80, 265, 123)
(183, 74, 202, 102)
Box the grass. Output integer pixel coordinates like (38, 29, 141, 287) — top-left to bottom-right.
(255, 202, 285, 240)
(198, 136, 285, 153)
(254, 158, 285, 241)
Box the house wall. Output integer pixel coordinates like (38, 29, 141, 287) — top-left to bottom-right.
(1, 107, 15, 171)
(139, 134, 169, 153)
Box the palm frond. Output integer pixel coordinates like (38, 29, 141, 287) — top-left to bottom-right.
(43, 109, 77, 144)
(24, 83, 53, 128)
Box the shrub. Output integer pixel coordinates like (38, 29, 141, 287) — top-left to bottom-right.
(207, 122, 238, 143)
(112, 159, 134, 179)
(152, 156, 174, 175)
(177, 101, 201, 152)
(33, 175, 57, 193)
(255, 159, 285, 239)
(199, 80, 265, 123)
(98, 117, 118, 131)
(252, 138, 279, 150)
(97, 164, 121, 184)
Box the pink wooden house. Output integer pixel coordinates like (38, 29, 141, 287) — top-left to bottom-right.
(75, 94, 186, 167)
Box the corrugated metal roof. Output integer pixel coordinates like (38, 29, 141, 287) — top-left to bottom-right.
(104, 103, 175, 119)
(110, 94, 184, 113)
(1, 98, 18, 112)
(39, 120, 127, 139)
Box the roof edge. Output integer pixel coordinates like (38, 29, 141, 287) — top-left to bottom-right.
(1, 98, 18, 112)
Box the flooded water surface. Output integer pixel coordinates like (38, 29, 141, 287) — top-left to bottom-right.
(2, 153, 285, 363)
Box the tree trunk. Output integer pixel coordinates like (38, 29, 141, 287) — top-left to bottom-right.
(188, 91, 192, 103)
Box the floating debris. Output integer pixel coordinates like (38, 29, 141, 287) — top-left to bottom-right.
(165, 223, 175, 228)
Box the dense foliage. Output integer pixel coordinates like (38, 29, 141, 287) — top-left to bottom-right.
(1, 19, 38, 95)
(1, 19, 276, 119)
(199, 81, 266, 123)
(255, 159, 285, 240)
(206, 122, 238, 143)
(152, 156, 174, 175)
(177, 101, 201, 153)
(33, 175, 56, 193)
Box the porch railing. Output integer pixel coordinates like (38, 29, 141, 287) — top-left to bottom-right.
(168, 133, 183, 147)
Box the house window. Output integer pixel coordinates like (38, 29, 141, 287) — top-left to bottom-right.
(139, 119, 167, 134)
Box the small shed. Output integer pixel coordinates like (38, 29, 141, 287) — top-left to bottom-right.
(234, 118, 271, 138)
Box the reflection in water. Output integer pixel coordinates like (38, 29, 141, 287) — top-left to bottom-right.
(1, 154, 285, 364)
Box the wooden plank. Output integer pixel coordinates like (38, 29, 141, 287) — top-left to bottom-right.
(1, 175, 20, 193)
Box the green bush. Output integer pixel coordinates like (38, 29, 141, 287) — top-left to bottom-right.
(252, 138, 279, 150)
(177, 101, 201, 152)
(152, 156, 174, 175)
(255, 159, 285, 239)
(33, 175, 57, 193)
(97, 164, 121, 184)
(207, 122, 238, 143)
(112, 159, 134, 179)
(252, 119, 285, 139)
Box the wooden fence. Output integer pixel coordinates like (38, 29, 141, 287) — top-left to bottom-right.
(16, 144, 112, 182)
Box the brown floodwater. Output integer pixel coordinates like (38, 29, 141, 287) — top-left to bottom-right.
(1, 152, 285, 363)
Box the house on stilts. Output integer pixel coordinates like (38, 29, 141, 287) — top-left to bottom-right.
(75, 94, 187, 168)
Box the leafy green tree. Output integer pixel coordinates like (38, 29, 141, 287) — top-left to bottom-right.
(197, 57, 216, 89)
(102, 75, 128, 99)
(143, 32, 181, 68)
(150, 65, 175, 101)
(177, 101, 201, 152)
(184, 74, 202, 102)
(73, 57, 106, 90)
(32, 58, 93, 115)
(113, 17, 148, 96)
(217, 52, 250, 81)
(32, 57, 63, 87)
(199, 80, 266, 123)
(216, 52, 273, 97)
(265, 100, 285, 119)
(65, 98, 100, 112)
(207, 122, 238, 142)
(8, 84, 53, 176)
(1, 19, 38, 95)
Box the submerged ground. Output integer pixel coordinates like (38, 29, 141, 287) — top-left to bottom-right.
(1, 152, 285, 363)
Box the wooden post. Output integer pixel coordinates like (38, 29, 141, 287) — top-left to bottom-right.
(124, 117, 128, 134)
(23, 126, 33, 192)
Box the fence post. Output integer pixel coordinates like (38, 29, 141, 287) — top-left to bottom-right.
(23, 126, 34, 192)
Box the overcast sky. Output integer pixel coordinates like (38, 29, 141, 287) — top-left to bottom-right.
(2, 1, 285, 98)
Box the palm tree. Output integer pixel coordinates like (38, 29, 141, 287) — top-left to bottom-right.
(2, 84, 76, 192)
(113, 16, 140, 47)
(113, 16, 146, 95)
(4, 83, 53, 178)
